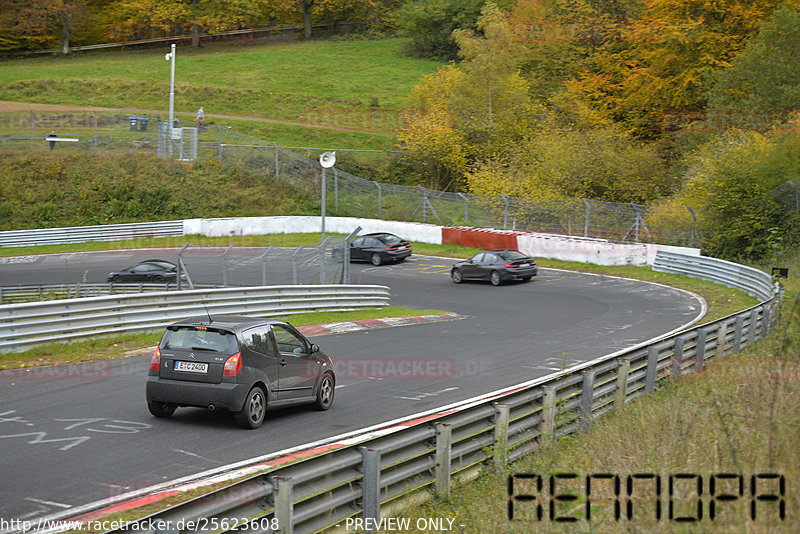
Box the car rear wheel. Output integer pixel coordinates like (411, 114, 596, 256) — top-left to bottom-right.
(153, 275, 165, 283)
(371, 253, 382, 266)
(314, 373, 335, 411)
(111, 275, 123, 283)
(235, 386, 266, 429)
(490, 270, 503, 286)
(451, 269, 463, 284)
(148, 401, 177, 418)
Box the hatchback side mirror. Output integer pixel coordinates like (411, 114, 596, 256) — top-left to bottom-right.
(310, 344, 320, 353)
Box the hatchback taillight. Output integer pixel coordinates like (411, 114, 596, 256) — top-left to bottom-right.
(505, 264, 519, 268)
(150, 347, 161, 371)
(385, 246, 397, 251)
(223, 353, 242, 377)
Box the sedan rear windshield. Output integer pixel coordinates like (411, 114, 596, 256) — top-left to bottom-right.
(499, 251, 530, 262)
(160, 326, 238, 354)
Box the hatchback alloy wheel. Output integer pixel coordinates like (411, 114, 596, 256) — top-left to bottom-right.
(314, 373, 335, 410)
(236, 387, 266, 429)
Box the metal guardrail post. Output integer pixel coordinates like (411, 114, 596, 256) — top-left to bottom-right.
(748, 308, 759, 346)
(434, 423, 452, 498)
(541, 386, 556, 439)
(734, 316, 744, 353)
(579, 370, 595, 432)
(273, 476, 293, 534)
(615, 358, 630, 412)
(717, 322, 727, 357)
(761, 304, 771, 339)
(695, 329, 707, 371)
(361, 447, 380, 533)
(645, 345, 659, 392)
(493, 403, 510, 469)
(671, 337, 685, 378)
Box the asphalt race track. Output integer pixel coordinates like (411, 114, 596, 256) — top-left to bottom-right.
(0, 250, 704, 521)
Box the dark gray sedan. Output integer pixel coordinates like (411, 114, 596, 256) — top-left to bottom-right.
(451, 249, 538, 286)
(146, 316, 335, 429)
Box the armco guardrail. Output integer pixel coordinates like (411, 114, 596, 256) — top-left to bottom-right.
(0, 220, 183, 247)
(653, 250, 776, 301)
(0, 282, 208, 303)
(0, 285, 390, 353)
(77, 254, 777, 534)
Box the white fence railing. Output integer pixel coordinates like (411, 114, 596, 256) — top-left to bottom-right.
(0, 285, 390, 353)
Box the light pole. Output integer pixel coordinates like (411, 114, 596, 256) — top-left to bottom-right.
(165, 44, 176, 156)
(319, 151, 336, 241)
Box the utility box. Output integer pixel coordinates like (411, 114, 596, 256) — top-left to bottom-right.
(129, 116, 150, 131)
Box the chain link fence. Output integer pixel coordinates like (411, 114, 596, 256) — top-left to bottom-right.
(2, 111, 706, 246)
(177, 230, 357, 288)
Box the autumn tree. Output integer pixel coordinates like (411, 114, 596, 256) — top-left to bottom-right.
(565, 0, 781, 139)
(397, 3, 534, 189)
(0, 0, 87, 53)
(707, 4, 800, 123)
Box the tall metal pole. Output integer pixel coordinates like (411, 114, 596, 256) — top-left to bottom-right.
(166, 44, 176, 157)
(321, 166, 326, 241)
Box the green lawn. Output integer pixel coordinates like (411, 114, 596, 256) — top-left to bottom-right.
(0, 38, 442, 135)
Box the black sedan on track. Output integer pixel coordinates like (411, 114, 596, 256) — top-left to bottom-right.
(107, 259, 179, 283)
(451, 249, 538, 286)
(146, 316, 335, 429)
(339, 232, 412, 266)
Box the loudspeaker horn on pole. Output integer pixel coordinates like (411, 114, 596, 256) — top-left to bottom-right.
(319, 151, 336, 168)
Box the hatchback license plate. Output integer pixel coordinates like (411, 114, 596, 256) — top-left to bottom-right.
(175, 361, 208, 373)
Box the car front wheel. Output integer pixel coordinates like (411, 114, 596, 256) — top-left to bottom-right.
(235, 386, 266, 429)
(451, 269, 463, 283)
(490, 270, 503, 286)
(314, 373, 335, 411)
(371, 253, 382, 266)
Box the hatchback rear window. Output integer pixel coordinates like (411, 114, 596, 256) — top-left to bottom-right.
(160, 326, 238, 354)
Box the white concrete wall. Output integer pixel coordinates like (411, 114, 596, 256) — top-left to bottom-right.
(183, 217, 698, 266)
(183, 217, 443, 244)
(516, 233, 700, 266)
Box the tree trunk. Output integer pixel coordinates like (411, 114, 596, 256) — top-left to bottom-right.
(302, 0, 315, 39)
(191, 24, 200, 47)
(60, 12, 70, 55)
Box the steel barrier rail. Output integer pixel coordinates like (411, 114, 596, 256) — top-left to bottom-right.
(0, 285, 390, 353)
(0, 282, 210, 303)
(85, 254, 778, 534)
(653, 250, 776, 301)
(0, 220, 183, 247)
